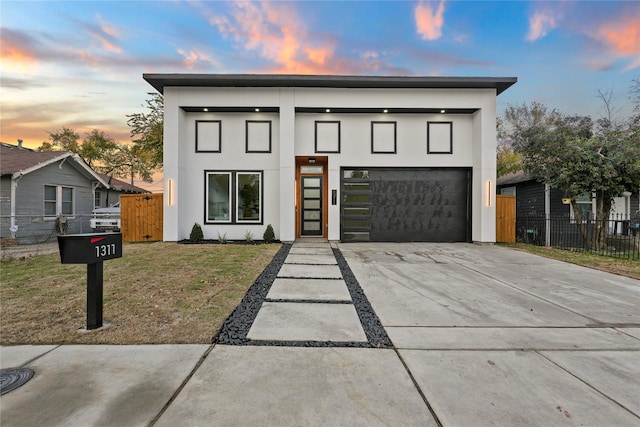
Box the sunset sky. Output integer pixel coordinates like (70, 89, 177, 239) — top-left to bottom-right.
(1, 0, 639, 190)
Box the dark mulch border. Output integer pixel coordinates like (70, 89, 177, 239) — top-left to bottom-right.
(212, 244, 393, 349)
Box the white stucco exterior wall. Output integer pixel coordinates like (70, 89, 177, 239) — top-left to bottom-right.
(158, 80, 511, 243)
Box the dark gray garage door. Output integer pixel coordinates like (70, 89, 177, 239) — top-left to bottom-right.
(341, 168, 471, 242)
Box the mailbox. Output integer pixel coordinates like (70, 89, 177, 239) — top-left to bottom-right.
(57, 233, 122, 330)
(58, 233, 122, 264)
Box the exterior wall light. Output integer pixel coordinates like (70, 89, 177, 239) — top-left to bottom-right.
(486, 180, 492, 207)
(167, 179, 174, 206)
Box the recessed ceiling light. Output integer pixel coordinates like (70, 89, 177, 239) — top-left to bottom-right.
(440, 109, 446, 113)
(255, 108, 260, 112)
(203, 108, 208, 112)
(325, 109, 331, 113)
(383, 109, 388, 113)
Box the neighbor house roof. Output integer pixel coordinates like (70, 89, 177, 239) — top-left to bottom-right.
(96, 173, 150, 194)
(143, 74, 517, 96)
(1, 143, 109, 187)
(496, 170, 535, 186)
(1, 143, 71, 176)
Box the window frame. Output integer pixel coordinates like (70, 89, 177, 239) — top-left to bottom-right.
(205, 171, 233, 223)
(204, 170, 264, 224)
(236, 172, 263, 223)
(43, 184, 75, 218)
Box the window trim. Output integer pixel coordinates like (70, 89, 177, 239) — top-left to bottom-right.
(43, 184, 75, 218)
(427, 121, 453, 154)
(196, 120, 222, 153)
(245, 120, 272, 153)
(204, 170, 264, 225)
(314, 121, 341, 153)
(371, 121, 397, 154)
(205, 171, 233, 223)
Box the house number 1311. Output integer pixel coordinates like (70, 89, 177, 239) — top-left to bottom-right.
(95, 244, 117, 258)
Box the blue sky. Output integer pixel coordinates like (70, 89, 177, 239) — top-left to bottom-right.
(2, 0, 639, 154)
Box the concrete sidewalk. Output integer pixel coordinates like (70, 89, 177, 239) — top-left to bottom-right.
(1, 242, 639, 426)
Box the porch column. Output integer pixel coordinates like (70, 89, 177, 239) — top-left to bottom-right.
(279, 89, 296, 242)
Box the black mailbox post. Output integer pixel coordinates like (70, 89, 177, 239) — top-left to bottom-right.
(58, 233, 122, 330)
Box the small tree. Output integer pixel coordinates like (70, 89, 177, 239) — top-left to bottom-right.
(189, 223, 204, 242)
(263, 224, 275, 243)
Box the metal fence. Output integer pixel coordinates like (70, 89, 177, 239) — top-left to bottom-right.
(1, 214, 96, 258)
(517, 214, 640, 260)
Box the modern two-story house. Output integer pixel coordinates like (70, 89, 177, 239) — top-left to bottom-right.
(144, 74, 516, 243)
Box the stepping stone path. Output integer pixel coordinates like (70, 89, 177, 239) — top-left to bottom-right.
(214, 241, 392, 348)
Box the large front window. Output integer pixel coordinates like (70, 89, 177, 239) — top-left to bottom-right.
(206, 172, 231, 222)
(205, 171, 262, 224)
(44, 185, 74, 217)
(237, 173, 262, 223)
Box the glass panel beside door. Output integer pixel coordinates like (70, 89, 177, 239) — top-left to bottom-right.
(301, 176, 323, 236)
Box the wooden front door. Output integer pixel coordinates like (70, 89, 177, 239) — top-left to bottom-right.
(296, 156, 328, 238)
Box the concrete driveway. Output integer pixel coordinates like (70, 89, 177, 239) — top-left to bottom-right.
(1, 242, 639, 426)
(338, 242, 640, 426)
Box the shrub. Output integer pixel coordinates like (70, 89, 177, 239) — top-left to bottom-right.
(190, 223, 204, 242)
(263, 224, 275, 243)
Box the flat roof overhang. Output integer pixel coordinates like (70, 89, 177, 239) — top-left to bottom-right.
(144, 74, 517, 96)
(181, 106, 478, 114)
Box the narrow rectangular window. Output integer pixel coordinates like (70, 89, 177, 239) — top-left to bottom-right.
(61, 187, 74, 215)
(237, 172, 262, 223)
(44, 185, 57, 216)
(206, 172, 232, 222)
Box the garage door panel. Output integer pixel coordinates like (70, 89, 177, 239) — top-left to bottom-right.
(364, 168, 470, 242)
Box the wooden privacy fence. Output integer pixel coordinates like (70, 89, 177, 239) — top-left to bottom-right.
(496, 195, 516, 243)
(121, 193, 163, 242)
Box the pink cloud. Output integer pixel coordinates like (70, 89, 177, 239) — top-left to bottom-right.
(209, 1, 343, 73)
(526, 9, 560, 41)
(592, 9, 640, 69)
(177, 48, 219, 69)
(415, 0, 446, 41)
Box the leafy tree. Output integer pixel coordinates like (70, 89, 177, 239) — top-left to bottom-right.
(79, 129, 119, 169)
(38, 128, 80, 153)
(127, 93, 164, 169)
(38, 128, 154, 184)
(101, 144, 154, 184)
(496, 117, 522, 178)
(502, 98, 640, 250)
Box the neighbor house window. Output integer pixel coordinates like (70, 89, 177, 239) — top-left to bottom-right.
(205, 171, 263, 224)
(44, 185, 74, 217)
(570, 193, 593, 221)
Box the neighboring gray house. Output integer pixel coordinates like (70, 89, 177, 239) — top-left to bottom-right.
(94, 173, 150, 208)
(497, 170, 640, 245)
(0, 143, 146, 244)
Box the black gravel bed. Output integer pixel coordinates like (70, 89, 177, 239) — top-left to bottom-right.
(212, 244, 393, 349)
(332, 247, 394, 349)
(212, 243, 291, 346)
(264, 299, 352, 304)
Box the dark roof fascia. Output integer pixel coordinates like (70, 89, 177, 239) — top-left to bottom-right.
(143, 74, 517, 96)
